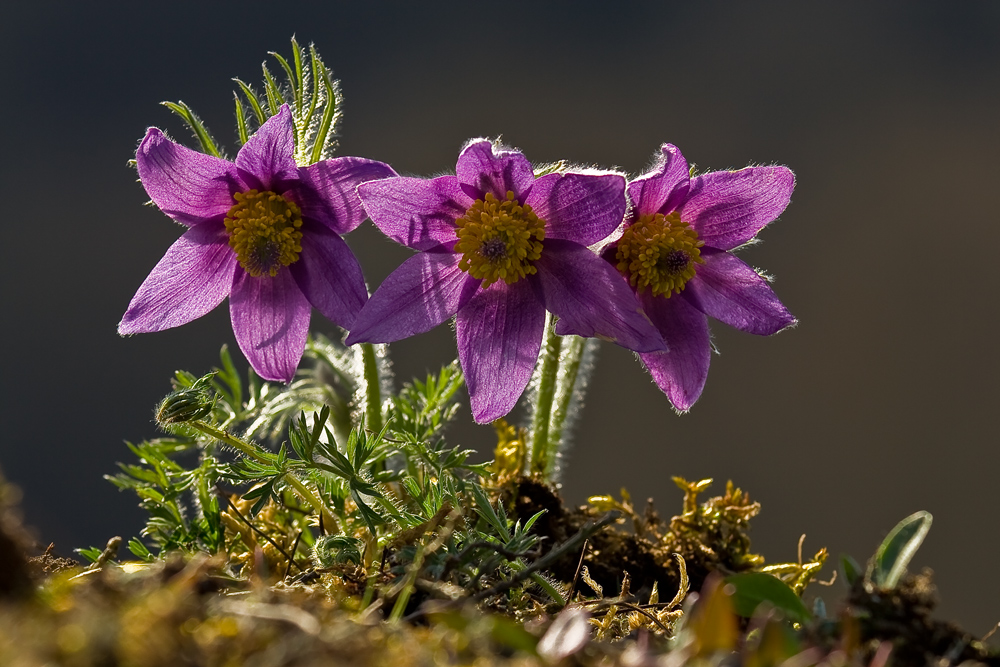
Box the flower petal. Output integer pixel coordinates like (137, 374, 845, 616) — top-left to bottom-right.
(456, 139, 535, 201)
(533, 239, 666, 353)
(456, 281, 546, 423)
(637, 291, 711, 412)
(682, 249, 796, 335)
(235, 105, 298, 191)
(230, 269, 312, 383)
(290, 225, 367, 329)
(136, 128, 242, 226)
(357, 176, 471, 250)
(296, 157, 397, 234)
(526, 172, 626, 247)
(118, 223, 236, 334)
(626, 143, 691, 219)
(345, 249, 479, 344)
(682, 166, 794, 250)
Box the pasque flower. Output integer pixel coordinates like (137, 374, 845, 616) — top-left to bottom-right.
(119, 105, 395, 382)
(606, 143, 796, 411)
(346, 139, 666, 423)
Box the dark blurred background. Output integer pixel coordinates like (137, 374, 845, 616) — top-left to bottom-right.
(2, 0, 998, 636)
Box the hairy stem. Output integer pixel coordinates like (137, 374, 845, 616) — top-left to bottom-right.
(529, 322, 562, 476)
(188, 420, 339, 533)
(548, 335, 588, 471)
(360, 343, 383, 435)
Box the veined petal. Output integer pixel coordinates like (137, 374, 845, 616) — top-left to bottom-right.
(682, 249, 796, 335)
(626, 143, 691, 219)
(296, 157, 397, 234)
(456, 280, 546, 424)
(682, 166, 794, 250)
(119, 223, 236, 334)
(534, 239, 666, 353)
(456, 139, 535, 201)
(357, 176, 471, 250)
(136, 128, 242, 226)
(526, 172, 626, 246)
(290, 225, 367, 329)
(637, 291, 711, 412)
(230, 268, 312, 383)
(236, 105, 298, 191)
(345, 249, 479, 344)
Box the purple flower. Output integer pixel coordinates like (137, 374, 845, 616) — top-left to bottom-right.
(345, 139, 666, 423)
(606, 143, 797, 411)
(119, 106, 396, 382)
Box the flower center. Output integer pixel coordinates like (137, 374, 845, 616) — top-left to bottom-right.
(224, 190, 304, 277)
(615, 212, 705, 297)
(454, 191, 546, 287)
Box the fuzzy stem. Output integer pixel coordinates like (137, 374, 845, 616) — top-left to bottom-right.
(360, 343, 383, 436)
(529, 321, 562, 476)
(188, 420, 339, 533)
(547, 335, 588, 472)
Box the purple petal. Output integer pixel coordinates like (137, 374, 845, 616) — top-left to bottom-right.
(682, 249, 796, 335)
(345, 249, 479, 344)
(119, 223, 236, 334)
(682, 166, 794, 251)
(357, 176, 471, 250)
(626, 144, 691, 219)
(230, 268, 312, 383)
(296, 157, 397, 234)
(637, 291, 711, 412)
(533, 239, 666, 353)
(526, 172, 626, 247)
(136, 129, 242, 226)
(289, 225, 367, 329)
(455, 139, 536, 201)
(235, 105, 298, 191)
(456, 281, 546, 423)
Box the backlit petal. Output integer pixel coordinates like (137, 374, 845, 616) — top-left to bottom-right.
(534, 239, 666, 353)
(357, 176, 471, 250)
(136, 129, 242, 226)
(236, 105, 298, 191)
(230, 268, 312, 383)
(682, 249, 796, 335)
(456, 281, 546, 424)
(345, 249, 479, 344)
(119, 223, 236, 333)
(626, 143, 691, 219)
(527, 172, 626, 247)
(637, 291, 711, 412)
(290, 225, 367, 329)
(683, 166, 794, 250)
(456, 139, 535, 201)
(297, 157, 397, 234)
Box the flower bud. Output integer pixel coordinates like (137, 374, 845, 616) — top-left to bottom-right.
(156, 385, 213, 425)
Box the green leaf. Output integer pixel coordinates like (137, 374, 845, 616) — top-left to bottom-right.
(725, 572, 812, 624)
(127, 538, 154, 562)
(869, 510, 932, 589)
(75, 546, 103, 564)
(233, 79, 266, 125)
(160, 101, 221, 157)
(840, 553, 862, 586)
(234, 94, 249, 146)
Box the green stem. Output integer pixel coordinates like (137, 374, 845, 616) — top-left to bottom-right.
(529, 322, 562, 476)
(360, 343, 383, 435)
(548, 336, 587, 463)
(188, 420, 340, 533)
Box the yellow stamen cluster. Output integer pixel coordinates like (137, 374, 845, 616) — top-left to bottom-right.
(615, 212, 705, 297)
(454, 191, 545, 287)
(224, 190, 304, 277)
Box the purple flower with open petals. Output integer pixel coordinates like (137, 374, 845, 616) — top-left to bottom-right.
(119, 105, 396, 382)
(605, 143, 797, 412)
(345, 139, 666, 423)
